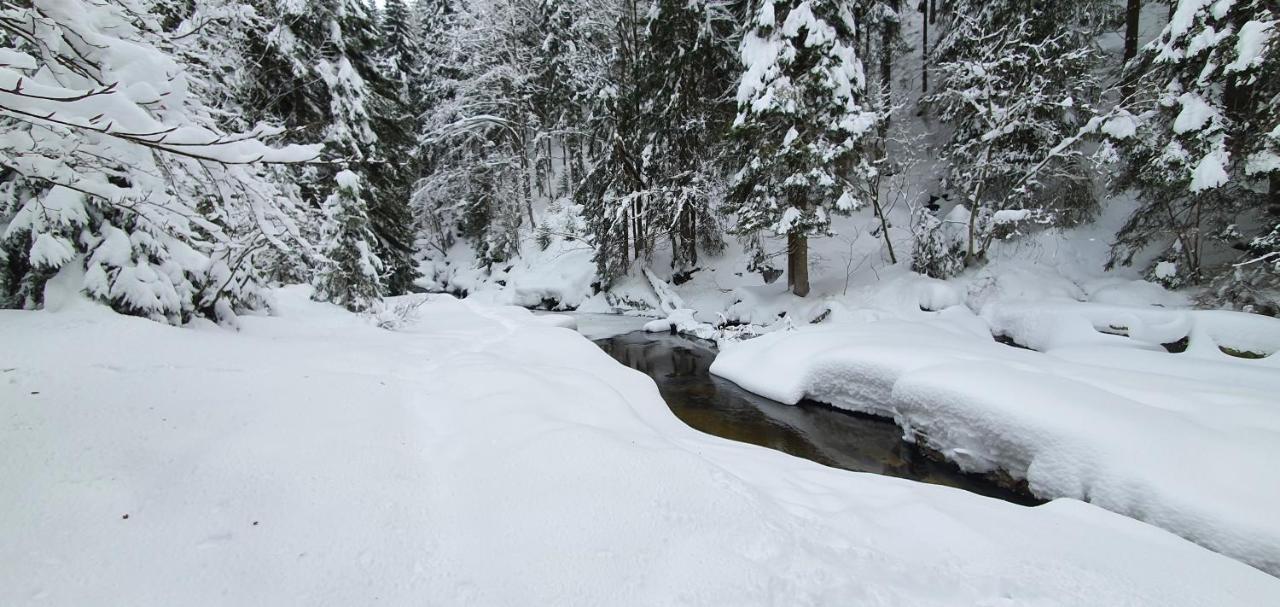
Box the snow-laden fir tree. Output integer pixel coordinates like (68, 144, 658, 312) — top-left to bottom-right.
(575, 0, 654, 283)
(925, 0, 1109, 273)
(0, 0, 319, 324)
(1106, 0, 1278, 311)
(312, 170, 385, 311)
(578, 0, 737, 283)
(239, 0, 417, 293)
(380, 0, 422, 98)
(724, 0, 879, 296)
(635, 0, 739, 269)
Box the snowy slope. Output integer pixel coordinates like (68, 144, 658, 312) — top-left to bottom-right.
(2, 287, 1279, 605)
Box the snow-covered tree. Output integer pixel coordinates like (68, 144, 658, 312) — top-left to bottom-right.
(0, 0, 319, 324)
(312, 170, 384, 311)
(382, 0, 421, 88)
(575, 0, 660, 282)
(723, 0, 879, 296)
(415, 0, 542, 266)
(635, 0, 738, 269)
(926, 0, 1108, 271)
(239, 0, 417, 293)
(1106, 0, 1278, 308)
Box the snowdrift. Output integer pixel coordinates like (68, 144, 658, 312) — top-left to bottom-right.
(712, 301, 1280, 576)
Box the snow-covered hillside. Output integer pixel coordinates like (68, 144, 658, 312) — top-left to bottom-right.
(2, 286, 1278, 605)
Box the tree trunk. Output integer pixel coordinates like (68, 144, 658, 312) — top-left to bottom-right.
(881, 1, 895, 127)
(519, 136, 536, 228)
(789, 231, 810, 297)
(1270, 172, 1280, 218)
(786, 234, 796, 291)
(921, 0, 929, 94)
(1124, 0, 1141, 63)
(546, 137, 555, 199)
(688, 210, 698, 266)
(632, 197, 645, 261)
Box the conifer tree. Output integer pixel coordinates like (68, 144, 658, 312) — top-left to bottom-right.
(0, 0, 318, 324)
(313, 171, 385, 311)
(240, 0, 417, 293)
(1107, 0, 1278, 308)
(724, 0, 879, 296)
(636, 0, 739, 269)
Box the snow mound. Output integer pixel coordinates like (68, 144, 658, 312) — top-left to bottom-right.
(712, 310, 1280, 576)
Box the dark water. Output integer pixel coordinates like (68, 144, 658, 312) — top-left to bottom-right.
(596, 331, 1041, 506)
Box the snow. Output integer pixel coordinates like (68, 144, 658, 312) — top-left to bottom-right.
(3, 287, 1279, 604)
(990, 209, 1031, 224)
(335, 168, 361, 189)
(1173, 92, 1216, 134)
(711, 277, 1280, 576)
(553, 312, 651, 339)
(1100, 113, 1138, 139)
(426, 237, 599, 310)
(28, 233, 76, 268)
(1190, 142, 1230, 191)
(1225, 19, 1273, 73)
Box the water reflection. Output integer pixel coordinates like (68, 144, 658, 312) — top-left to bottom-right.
(596, 331, 1041, 506)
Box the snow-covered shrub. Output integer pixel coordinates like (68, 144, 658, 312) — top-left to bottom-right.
(371, 295, 430, 330)
(0, 0, 319, 324)
(910, 207, 966, 279)
(312, 171, 385, 312)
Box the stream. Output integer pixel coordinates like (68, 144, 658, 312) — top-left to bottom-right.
(595, 330, 1042, 506)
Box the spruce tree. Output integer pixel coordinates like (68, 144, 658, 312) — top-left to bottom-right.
(313, 171, 385, 311)
(1107, 0, 1278, 309)
(724, 0, 879, 296)
(636, 0, 740, 269)
(240, 0, 417, 293)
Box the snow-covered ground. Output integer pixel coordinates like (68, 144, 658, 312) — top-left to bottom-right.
(418, 175, 1280, 577)
(4, 285, 1279, 604)
(711, 270, 1280, 577)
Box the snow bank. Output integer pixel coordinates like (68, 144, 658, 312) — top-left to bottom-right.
(712, 307, 1280, 576)
(427, 238, 599, 310)
(3, 288, 1277, 604)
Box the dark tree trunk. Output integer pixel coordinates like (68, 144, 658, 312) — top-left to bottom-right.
(688, 210, 698, 266)
(1270, 172, 1280, 218)
(788, 231, 810, 297)
(881, 1, 896, 124)
(920, 0, 929, 93)
(1124, 0, 1141, 63)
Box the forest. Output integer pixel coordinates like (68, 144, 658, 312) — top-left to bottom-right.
(1, 0, 1277, 320)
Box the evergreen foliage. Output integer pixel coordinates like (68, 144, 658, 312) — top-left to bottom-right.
(3, 0, 1278, 320)
(1106, 0, 1278, 310)
(312, 170, 385, 311)
(0, 0, 318, 324)
(723, 0, 880, 295)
